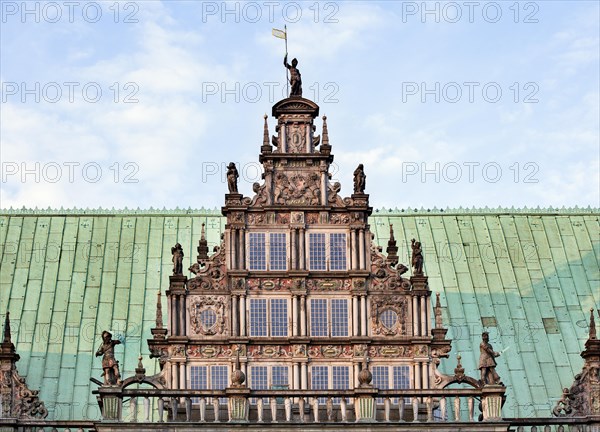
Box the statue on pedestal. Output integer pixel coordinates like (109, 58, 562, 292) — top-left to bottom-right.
(171, 243, 184, 275)
(227, 162, 239, 193)
(353, 164, 366, 193)
(95, 331, 121, 385)
(284, 55, 302, 97)
(479, 332, 501, 385)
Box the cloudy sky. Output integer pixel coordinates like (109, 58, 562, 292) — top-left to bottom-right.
(1, 0, 598, 210)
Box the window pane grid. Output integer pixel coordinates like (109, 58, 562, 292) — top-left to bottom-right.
(249, 299, 267, 336)
(331, 299, 348, 337)
(249, 233, 266, 270)
(272, 366, 289, 387)
(309, 233, 326, 270)
(329, 233, 347, 270)
(311, 365, 329, 403)
(190, 366, 207, 403)
(310, 299, 328, 336)
(332, 366, 349, 403)
(270, 299, 288, 336)
(372, 366, 389, 403)
(269, 233, 287, 270)
(394, 366, 411, 404)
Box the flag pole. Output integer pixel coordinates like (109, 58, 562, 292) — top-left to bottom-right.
(285, 25, 289, 96)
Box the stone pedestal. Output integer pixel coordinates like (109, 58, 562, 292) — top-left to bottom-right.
(481, 385, 505, 421)
(226, 388, 250, 422)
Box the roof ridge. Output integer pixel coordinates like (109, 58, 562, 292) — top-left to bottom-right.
(0, 206, 598, 216)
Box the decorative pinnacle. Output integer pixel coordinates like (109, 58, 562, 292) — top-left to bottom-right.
(434, 292, 443, 329)
(263, 114, 269, 147)
(155, 290, 163, 329)
(231, 348, 246, 386)
(358, 355, 372, 387)
(135, 355, 146, 377)
(386, 224, 398, 259)
(322, 115, 329, 146)
(197, 223, 209, 262)
(3, 311, 11, 344)
(590, 308, 597, 340)
(454, 354, 465, 377)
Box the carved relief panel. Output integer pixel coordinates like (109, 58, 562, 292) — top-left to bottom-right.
(370, 295, 409, 336)
(188, 295, 230, 337)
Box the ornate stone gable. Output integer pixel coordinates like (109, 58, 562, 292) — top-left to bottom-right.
(149, 94, 452, 402)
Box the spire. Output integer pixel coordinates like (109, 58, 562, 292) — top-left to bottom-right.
(3, 311, 11, 344)
(155, 290, 163, 329)
(589, 308, 597, 340)
(261, 114, 272, 154)
(322, 115, 329, 146)
(386, 224, 398, 264)
(197, 223, 209, 262)
(263, 114, 269, 146)
(435, 292, 443, 329)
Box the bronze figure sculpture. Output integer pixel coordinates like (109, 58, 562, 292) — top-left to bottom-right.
(283, 54, 302, 97)
(227, 162, 239, 193)
(411, 238, 424, 275)
(353, 164, 366, 194)
(479, 332, 501, 385)
(171, 243, 184, 275)
(95, 331, 121, 385)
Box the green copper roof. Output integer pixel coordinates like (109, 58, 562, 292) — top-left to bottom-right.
(0, 209, 598, 420)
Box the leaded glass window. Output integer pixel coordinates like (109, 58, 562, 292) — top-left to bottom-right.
(249, 298, 289, 337)
(249, 233, 266, 270)
(329, 233, 347, 270)
(310, 298, 349, 337)
(249, 299, 267, 336)
(248, 232, 287, 271)
(269, 233, 287, 270)
(309, 233, 326, 270)
(310, 299, 328, 337)
(331, 299, 349, 337)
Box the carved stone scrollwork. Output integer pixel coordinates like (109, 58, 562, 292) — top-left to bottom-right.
(273, 171, 320, 205)
(189, 295, 229, 336)
(369, 239, 410, 291)
(1, 370, 48, 419)
(370, 295, 408, 336)
(188, 239, 227, 291)
(250, 182, 268, 207)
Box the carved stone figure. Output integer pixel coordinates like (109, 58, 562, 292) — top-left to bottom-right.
(479, 332, 501, 385)
(552, 388, 573, 417)
(227, 162, 239, 193)
(283, 54, 302, 97)
(171, 243, 184, 275)
(353, 164, 366, 194)
(95, 331, 121, 385)
(411, 238, 424, 275)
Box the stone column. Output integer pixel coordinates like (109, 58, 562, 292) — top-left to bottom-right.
(420, 296, 427, 337)
(321, 170, 327, 205)
(225, 230, 232, 269)
(240, 295, 246, 336)
(301, 362, 308, 389)
(170, 296, 176, 335)
(292, 295, 298, 336)
(300, 296, 307, 336)
(360, 295, 367, 336)
(354, 363, 360, 387)
(232, 296, 239, 337)
(350, 230, 358, 270)
(414, 362, 421, 390)
(421, 362, 429, 389)
(293, 363, 300, 389)
(412, 296, 419, 336)
(299, 228, 305, 270)
(291, 228, 297, 270)
(179, 295, 186, 336)
(180, 361, 186, 389)
(352, 295, 359, 336)
(172, 362, 179, 389)
(359, 229, 365, 270)
(238, 229, 245, 270)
